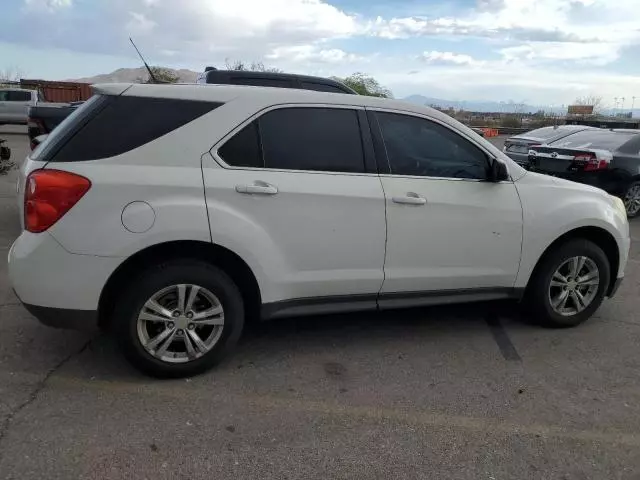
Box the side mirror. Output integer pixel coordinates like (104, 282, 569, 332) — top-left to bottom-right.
(489, 159, 509, 182)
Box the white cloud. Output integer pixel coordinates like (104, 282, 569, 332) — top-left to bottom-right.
(420, 51, 483, 66)
(267, 45, 363, 64)
(23, 0, 72, 11)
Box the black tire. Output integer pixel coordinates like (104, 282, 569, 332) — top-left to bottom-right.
(113, 260, 244, 378)
(622, 180, 640, 218)
(525, 239, 610, 328)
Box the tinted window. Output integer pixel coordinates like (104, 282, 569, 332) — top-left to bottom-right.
(0, 91, 8, 101)
(232, 77, 291, 88)
(218, 121, 262, 168)
(260, 108, 365, 173)
(51, 96, 219, 162)
(377, 112, 488, 179)
(300, 82, 346, 94)
(549, 130, 637, 151)
(8, 90, 31, 101)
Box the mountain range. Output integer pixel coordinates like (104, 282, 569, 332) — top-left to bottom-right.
(68, 68, 637, 117)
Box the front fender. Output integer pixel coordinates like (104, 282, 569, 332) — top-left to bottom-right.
(514, 173, 629, 288)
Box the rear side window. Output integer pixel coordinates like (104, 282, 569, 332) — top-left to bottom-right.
(50, 96, 220, 162)
(8, 91, 31, 101)
(218, 107, 365, 173)
(231, 77, 292, 89)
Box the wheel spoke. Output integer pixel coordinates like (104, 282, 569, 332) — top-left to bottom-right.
(187, 329, 208, 353)
(144, 299, 173, 319)
(571, 290, 586, 312)
(184, 331, 197, 358)
(177, 284, 187, 312)
(550, 280, 566, 288)
(568, 257, 579, 277)
(575, 257, 586, 277)
(146, 327, 176, 350)
(193, 305, 224, 324)
(185, 285, 200, 313)
(139, 311, 172, 323)
(553, 272, 568, 283)
(577, 271, 599, 286)
(155, 329, 178, 357)
(552, 289, 569, 310)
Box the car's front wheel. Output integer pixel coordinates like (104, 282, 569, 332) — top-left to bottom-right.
(113, 260, 244, 378)
(526, 239, 610, 328)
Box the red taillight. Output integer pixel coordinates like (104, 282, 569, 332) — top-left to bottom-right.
(573, 153, 608, 172)
(24, 170, 91, 233)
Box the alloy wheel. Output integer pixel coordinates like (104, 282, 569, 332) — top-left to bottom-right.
(136, 284, 225, 363)
(624, 184, 640, 217)
(548, 256, 600, 317)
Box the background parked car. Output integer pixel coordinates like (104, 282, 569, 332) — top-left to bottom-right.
(504, 125, 599, 166)
(0, 88, 39, 125)
(528, 129, 640, 217)
(27, 101, 84, 143)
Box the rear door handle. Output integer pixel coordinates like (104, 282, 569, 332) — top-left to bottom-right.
(392, 192, 426, 205)
(235, 181, 278, 195)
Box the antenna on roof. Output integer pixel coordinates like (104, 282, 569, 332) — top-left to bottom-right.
(129, 37, 161, 84)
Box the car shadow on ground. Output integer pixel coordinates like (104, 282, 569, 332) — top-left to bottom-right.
(63, 299, 532, 382)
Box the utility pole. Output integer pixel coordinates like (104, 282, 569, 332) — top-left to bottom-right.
(622, 97, 626, 112)
(632, 96, 636, 111)
(614, 97, 618, 116)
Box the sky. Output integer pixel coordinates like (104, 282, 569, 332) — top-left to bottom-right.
(2, 0, 640, 107)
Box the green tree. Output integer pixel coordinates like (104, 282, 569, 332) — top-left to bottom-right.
(333, 73, 392, 98)
(148, 67, 180, 83)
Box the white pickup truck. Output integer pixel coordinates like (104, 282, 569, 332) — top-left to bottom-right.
(0, 88, 39, 125)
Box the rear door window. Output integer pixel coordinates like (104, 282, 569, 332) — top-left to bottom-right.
(218, 107, 366, 173)
(260, 108, 365, 173)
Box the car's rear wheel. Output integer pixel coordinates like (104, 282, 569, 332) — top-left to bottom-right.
(113, 260, 244, 378)
(525, 239, 610, 328)
(622, 181, 640, 218)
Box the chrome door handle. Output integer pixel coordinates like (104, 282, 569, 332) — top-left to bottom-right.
(235, 181, 278, 195)
(392, 192, 426, 205)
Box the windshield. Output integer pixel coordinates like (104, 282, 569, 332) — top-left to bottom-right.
(548, 130, 636, 151)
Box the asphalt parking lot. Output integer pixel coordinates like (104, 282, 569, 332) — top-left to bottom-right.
(1, 131, 640, 479)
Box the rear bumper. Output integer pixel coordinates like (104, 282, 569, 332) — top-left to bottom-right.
(8, 231, 122, 328)
(22, 301, 98, 331)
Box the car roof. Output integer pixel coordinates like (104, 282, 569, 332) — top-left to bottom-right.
(93, 82, 455, 122)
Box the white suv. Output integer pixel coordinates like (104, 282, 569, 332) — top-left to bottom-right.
(8, 83, 630, 377)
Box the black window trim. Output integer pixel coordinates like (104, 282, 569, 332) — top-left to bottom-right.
(366, 107, 511, 183)
(211, 103, 377, 176)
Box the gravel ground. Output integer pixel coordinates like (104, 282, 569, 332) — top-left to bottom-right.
(1, 131, 640, 479)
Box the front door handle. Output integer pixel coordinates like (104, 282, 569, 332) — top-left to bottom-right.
(235, 181, 278, 195)
(392, 192, 426, 205)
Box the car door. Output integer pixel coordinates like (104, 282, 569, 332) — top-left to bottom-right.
(369, 109, 523, 302)
(204, 105, 386, 313)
